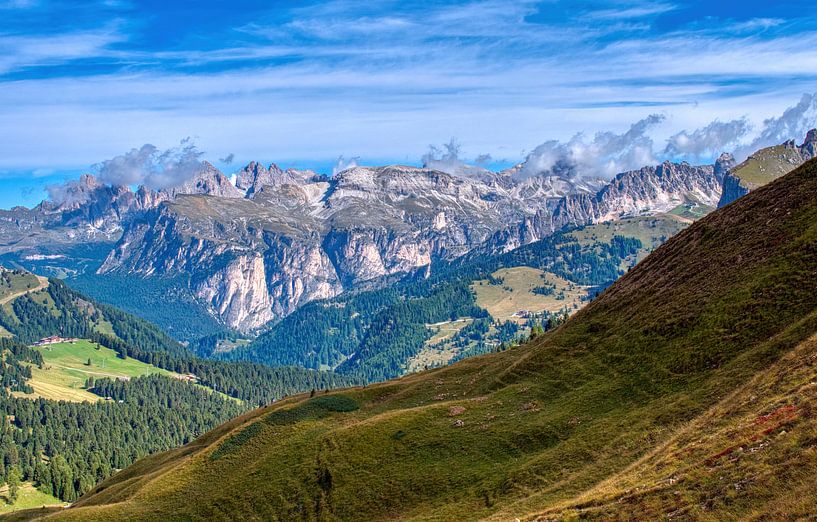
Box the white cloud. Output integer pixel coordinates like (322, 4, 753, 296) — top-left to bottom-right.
(1, 1, 816, 178)
(735, 92, 817, 159)
(93, 138, 205, 189)
(664, 118, 751, 160)
(332, 155, 360, 175)
(518, 115, 664, 179)
(0, 25, 125, 75)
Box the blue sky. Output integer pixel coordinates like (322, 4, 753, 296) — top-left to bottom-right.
(1, 0, 817, 207)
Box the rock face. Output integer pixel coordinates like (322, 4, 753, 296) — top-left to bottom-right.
(97, 161, 725, 331)
(1, 156, 729, 332)
(162, 162, 245, 199)
(718, 130, 817, 208)
(486, 160, 723, 252)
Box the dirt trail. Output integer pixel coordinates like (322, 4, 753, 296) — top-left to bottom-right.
(0, 275, 49, 305)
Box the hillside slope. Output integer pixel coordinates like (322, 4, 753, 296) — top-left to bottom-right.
(718, 129, 816, 207)
(27, 158, 817, 521)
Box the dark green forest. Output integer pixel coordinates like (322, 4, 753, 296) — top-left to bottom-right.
(68, 273, 226, 341)
(1, 352, 243, 502)
(0, 281, 354, 504)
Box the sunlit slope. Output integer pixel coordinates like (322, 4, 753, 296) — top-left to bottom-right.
(532, 332, 817, 520)
(33, 158, 817, 521)
(16, 340, 175, 402)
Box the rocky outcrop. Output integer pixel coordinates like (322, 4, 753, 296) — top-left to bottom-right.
(162, 161, 244, 199)
(99, 200, 344, 331)
(486, 160, 723, 252)
(236, 162, 324, 197)
(718, 130, 817, 208)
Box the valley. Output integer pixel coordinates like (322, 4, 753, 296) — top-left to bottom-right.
(0, 269, 355, 510)
(3, 4, 816, 518)
(0, 135, 813, 520)
(31, 158, 817, 520)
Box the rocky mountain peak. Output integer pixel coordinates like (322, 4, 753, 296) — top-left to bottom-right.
(235, 162, 323, 198)
(715, 153, 736, 179)
(78, 173, 101, 189)
(235, 161, 269, 191)
(163, 161, 244, 199)
(802, 128, 817, 158)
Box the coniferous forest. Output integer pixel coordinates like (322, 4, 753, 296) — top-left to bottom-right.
(0, 281, 354, 503)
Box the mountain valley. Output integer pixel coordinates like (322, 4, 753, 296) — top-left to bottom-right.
(24, 154, 817, 521)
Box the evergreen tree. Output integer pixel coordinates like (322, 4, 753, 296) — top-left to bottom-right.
(7, 466, 20, 504)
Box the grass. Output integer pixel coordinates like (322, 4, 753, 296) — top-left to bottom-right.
(425, 319, 473, 346)
(569, 214, 689, 266)
(731, 144, 804, 188)
(472, 267, 584, 322)
(0, 272, 42, 304)
(406, 317, 474, 373)
(213, 338, 251, 354)
(406, 319, 474, 373)
(668, 202, 715, 221)
(15, 340, 175, 402)
(533, 329, 817, 520)
(19, 160, 817, 521)
(0, 483, 66, 515)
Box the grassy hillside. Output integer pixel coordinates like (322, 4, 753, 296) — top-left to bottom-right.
(533, 332, 817, 519)
(729, 144, 803, 189)
(0, 483, 66, 515)
(26, 159, 817, 521)
(16, 340, 175, 402)
(472, 267, 584, 321)
(0, 270, 43, 304)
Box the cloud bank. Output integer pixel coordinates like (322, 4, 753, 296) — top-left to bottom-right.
(432, 94, 817, 181)
(40, 93, 817, 207)
(93, 138, 205, 190)
(517, 114, 664, 180)
(45, 178, 92, 207)
(664, 118, 751, 161)
(735, 93, 817, 159)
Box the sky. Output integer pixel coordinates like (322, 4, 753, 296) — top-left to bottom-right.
(1, 0, 817, 208)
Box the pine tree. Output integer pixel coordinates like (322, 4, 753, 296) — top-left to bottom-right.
(7, 466, 21, 504)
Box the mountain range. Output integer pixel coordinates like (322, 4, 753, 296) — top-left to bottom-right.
(0, 131, 812, 336)
(28, 148, 817, 521)
(0, 157, 728, 330)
